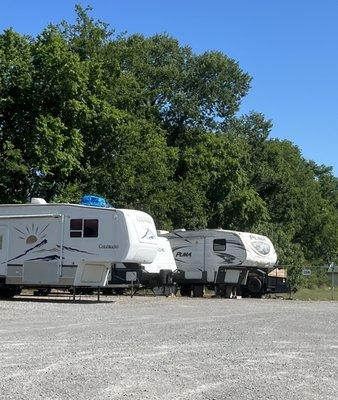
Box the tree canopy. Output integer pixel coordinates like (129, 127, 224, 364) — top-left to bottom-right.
(0, 6, 337, 283)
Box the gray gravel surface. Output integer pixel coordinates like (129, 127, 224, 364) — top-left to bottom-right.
(0, 296, 337, 400)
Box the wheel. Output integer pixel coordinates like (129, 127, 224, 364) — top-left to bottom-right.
(247, 276, 263, 298)
(192, 285, 204, 297)
(180, 285, 192, 297)
(159, 269, 173, 285)
(0, 285, 20, 299)
(152, 286, 173, 296)
(14, 286, 22, 295)
(33, 288, 51, 296)
(215, 285, 235, 298)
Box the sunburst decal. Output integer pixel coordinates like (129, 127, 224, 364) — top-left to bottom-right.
(14, 223, 49, 245)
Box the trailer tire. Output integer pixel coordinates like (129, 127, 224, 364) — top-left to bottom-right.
(216, 285, 233, 298)
(0, 285, 20, 299)
(247, 276, 263, 297)
(192, 285, 204, 298)
(180, 285, 191, 297)
(33, 288, 51, 296)
(159, 269, 173, 285)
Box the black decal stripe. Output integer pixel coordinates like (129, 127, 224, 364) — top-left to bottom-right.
(226, 240, 245, 248)
(220, 262, 243, 266)
(173, 232, 192, 244)
(28, 255, 61, 261)
(141, 229, 148, 239)
(57, 245, 97, 255)
(141, 228, 155, 240)
(216, 253, 245, 266)
(6, 239, 48, 263)
(32, 247, 58, 253)
(172, 245, 192, 252)
(174, 258, 189, 264)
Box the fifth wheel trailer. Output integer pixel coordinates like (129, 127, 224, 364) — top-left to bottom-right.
(0, 199, 158, 298)
(161, 229, 279, 297)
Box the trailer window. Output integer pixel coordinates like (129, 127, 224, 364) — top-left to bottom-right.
(70, 219, 99, 238)
(70, 231, 82, 238)
(70, 219, 83, 237)
(213, 239, 226, 251)
(84, 219, 99, 238)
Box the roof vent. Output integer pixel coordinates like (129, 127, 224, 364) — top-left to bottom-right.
(31, 198, 47, 204)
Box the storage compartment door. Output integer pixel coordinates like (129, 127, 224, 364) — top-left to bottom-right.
(74, 262, 110, 287)
(216, 267, 248, 285)
(22, 261, 59, 285)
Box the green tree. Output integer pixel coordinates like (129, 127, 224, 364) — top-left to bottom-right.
(0, 5, 337, 289)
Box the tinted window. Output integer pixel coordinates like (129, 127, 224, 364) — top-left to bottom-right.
(70, 218, 99, 238)
(70, 219, 82, 230)
(70, 231, 82, 238)
(70, 219, 83, 238)
(0, 235, 2, 249)
(213, 238, 226, 251)
(84, 219, 99, 238)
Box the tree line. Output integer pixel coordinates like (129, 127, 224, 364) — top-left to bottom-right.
(0, 6, 337, 285)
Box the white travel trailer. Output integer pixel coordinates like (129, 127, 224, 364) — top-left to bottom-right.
(107, 237, 176, 295)
(161, 229, 278, 297)
(0, 199, 158, 298)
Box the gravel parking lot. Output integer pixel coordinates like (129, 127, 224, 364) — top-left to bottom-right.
(0, 296, 337, 400)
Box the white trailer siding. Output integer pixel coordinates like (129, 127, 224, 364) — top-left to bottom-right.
(165, 229, 276, 271)
(0, 203, 158, 289)
(172, 235, 204, 280)
(236, 232, 277, 268)
(167, 230, 248, 281)
(107, 237, 176, 288)
(0, 215, 62, 278)
(142, 237, 176, 274)
(120, 209, 158, 264)
(162, 229, 277, 288)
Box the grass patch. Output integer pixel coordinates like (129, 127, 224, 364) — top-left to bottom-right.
(292, 286, 337, 301)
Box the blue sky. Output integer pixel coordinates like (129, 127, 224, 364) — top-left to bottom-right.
(1, 0, 337, 175)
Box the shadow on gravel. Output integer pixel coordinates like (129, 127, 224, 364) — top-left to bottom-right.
(5, 296, 115, 304)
